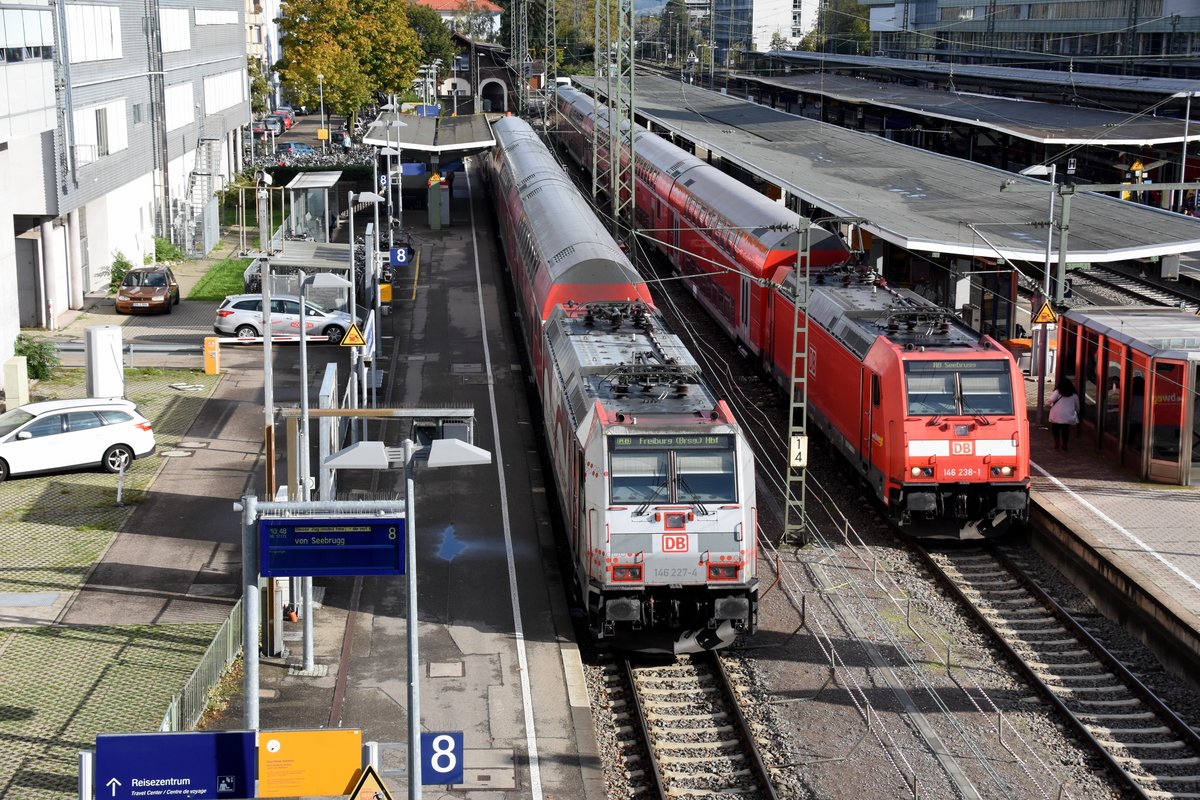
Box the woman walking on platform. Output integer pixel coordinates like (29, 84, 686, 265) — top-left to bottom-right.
(1047, 377, 1080, 451)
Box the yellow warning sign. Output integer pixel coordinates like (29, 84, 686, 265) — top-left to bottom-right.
(1032, 301, 1057, 325)
(341, 323, 367, 347)
(347, 764, 394, 800)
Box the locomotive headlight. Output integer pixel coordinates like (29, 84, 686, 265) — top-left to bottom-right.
(612, 565, 643, 582)
(991, 466, 1014, 477)
(911, 467, 922, 477)
(707, 564, 739, 581)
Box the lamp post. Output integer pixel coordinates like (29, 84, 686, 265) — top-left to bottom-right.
(1019, 163, 1057, 425)
(1175, 91, 1197, 213)
(297, 269, 353, 671)
(346, 191, 384, 422)
(381, 145, 400, 248)
(399, 437, 492, 800)
(318, 73, 326, 155)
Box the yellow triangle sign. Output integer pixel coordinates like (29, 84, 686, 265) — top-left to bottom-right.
(347, 764, 394, 800)
(341, 323, 367, 347)
(1032, 301, 1057, 325)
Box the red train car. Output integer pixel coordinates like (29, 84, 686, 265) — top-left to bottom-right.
(554, 89, 1031, 537)
(556, 89, 849, 360)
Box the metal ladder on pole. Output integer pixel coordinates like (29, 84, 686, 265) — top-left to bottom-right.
(782, 220, 812, 545)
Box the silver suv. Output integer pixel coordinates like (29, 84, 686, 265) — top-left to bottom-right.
(213, 294, 356, 345)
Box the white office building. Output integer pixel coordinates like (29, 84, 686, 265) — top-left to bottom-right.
(1, 0, 249, 363)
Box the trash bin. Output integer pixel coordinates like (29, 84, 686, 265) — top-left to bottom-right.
(1003, 338, 1032, 374)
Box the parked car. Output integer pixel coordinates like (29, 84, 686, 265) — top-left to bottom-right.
(213, 294, 357, 345)
(275, 142, 317, 157)
(257, 117, 283, 136)
(115, 265, 179, 314)
(0, 398, 156, 482)
(264, 115, 287, 135)
(271, 108, 295, 130)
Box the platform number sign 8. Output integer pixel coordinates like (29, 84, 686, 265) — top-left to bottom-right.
(420, 731, 464, 784)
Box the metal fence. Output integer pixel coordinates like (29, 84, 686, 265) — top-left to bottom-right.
(159, 598, 244, 731)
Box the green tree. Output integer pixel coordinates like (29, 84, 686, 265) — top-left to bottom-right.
(657, 0, 687, 60)
(769, 30, 790, 52)
(275, 0, 420, 116)
(248, 56, 271, 115)
(799, 0, 869, 55)
(405, 2, 456, 69)
(453, 0, 497, 41)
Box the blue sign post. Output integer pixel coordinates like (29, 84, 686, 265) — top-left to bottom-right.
(95, 731, 255, 799)
(421, 732, 464, 785)
(389, 246, 414, 267)
(259, 516, 404, 577)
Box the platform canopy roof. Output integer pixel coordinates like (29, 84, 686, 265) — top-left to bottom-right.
(284, 171, 343, 190)
(576, 74, 1200, 269)
(740, 72, 1197, 146)
(362, 113, 494, 155)
(1064, 307, 1200, 360)
(759, 52, 1200, 98)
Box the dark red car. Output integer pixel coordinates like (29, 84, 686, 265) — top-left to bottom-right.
(115, 266, 180, 314)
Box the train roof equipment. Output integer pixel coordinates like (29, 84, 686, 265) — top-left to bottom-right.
(546, 301, 722, 430)
(796, 270, 986, 360)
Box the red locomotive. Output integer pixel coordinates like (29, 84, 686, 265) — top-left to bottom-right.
(555, 88, 1030, 538)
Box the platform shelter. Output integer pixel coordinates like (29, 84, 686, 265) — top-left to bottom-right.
(1057, 307, 1200, 485)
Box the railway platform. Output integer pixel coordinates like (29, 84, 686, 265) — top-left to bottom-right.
(1023, 377, 1200, 685)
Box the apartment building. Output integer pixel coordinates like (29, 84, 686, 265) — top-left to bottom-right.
(1, 0, 248, 362)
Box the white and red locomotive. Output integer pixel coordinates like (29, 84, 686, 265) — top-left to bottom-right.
(485, 115, 759, 652)
(554, 88, 1030, 538)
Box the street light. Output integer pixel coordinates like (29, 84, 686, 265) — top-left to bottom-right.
(398, 436, 491, 799)
(1174, 90, 1198, 213)
(347, 191, 384, 423)
(318, 73, 326, 155)
(1018, 163, 1057, 425)
(298, 269, 353, 672)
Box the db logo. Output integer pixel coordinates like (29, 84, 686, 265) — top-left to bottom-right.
(661, 534, 689, 553)
(951, 441, 974, 455)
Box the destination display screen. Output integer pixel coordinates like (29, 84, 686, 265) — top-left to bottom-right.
(259, 517, 404, 577)
(906, 360, 1007, 372)
(608, 434, 733, 451)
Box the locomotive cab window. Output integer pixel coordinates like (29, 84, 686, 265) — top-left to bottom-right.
(675, 451, 736, 503)
(610, 452, 669, 503)
(904, 361, 1013, 417)
(608, 435, 737, 505)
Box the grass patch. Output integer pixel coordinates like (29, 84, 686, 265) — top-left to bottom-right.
(196, 656, 244, 730)
(189, 257, 252, 301)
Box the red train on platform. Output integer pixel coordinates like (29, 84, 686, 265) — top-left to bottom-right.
(554, 88, 1030, 538)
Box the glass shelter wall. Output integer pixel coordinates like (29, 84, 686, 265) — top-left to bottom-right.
(1058, 311, 1199, 486)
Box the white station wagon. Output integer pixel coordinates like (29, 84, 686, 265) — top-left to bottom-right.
(0, 398, 157, 482)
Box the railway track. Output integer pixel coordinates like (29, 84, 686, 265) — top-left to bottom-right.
(919, 543, 1200, 799)
(1069, 265, 1200, 312)
(597, 650, 778, 799)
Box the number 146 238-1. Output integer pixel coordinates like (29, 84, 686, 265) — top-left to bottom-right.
(940, 467, 983, 478)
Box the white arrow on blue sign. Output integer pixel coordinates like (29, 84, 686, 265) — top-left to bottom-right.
(95, 731, 255, 799)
